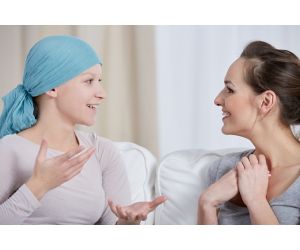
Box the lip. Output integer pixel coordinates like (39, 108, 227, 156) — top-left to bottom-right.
(222, 110, 231, 120)
(86, 104, 99, 112)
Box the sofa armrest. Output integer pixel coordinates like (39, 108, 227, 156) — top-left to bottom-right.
(114, 142, 157, 224)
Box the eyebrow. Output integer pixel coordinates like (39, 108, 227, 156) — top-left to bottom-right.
(81, 72, 101, 78)
(224, 80, 235, 86)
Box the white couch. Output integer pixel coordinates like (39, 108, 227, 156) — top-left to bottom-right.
(116, 142, 245, 225)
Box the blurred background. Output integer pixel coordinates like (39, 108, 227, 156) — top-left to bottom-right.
(1, 25, 300, 157)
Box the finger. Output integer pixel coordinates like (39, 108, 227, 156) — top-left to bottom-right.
(249, 154, 258, 166)
(258, 154, 267, 168)
(64, 149, 97, 177)
(65, 163, 85, 181)
(65, 148, 95, 168)
(241, 156, 252, 169)
(108, 199, 119, 216)
(236, 161, 245, 175)
(134, 214, 143, 224)
(141, 213, 147, 221)
(149, 196, 167, 210)
(116, 205, 128, 220)
(126, 211, 135, 221)
(36, 139, 48, 163)
(56, 146, 86, 162)
(135, 214, 141, 221)
(63, 148, 96, 178)
(65, 165, 85, 180)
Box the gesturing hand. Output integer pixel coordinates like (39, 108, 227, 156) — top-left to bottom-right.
(108, 196, 167, 225)
(26, 139, 95, 200)
(236, 154, 270, 207)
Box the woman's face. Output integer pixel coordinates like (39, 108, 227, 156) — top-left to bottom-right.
(55, 64, 106, 126)
(214, 58, 260, 137)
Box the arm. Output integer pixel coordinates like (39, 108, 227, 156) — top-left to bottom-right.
(197, 197, 218, 224)
(0, 139, 95, 224)
(237, 154, 279, 225)
(94, 140, 132, 224)
(197, 169, 238, 224)
(247, 200, 278, 224)
(0, 138, 39, 224)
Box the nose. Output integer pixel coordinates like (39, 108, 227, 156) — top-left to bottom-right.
(95, 83, 107, 100)
(214, 91, 223, 106)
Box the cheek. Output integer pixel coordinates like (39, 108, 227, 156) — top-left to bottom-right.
(57, 92, 84, 113)
(228, 97, 256, 117)
(235, 102, 257, 124)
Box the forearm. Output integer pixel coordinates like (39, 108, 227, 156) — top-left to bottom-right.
(197, 196, 219, 224)
(247, 200, 279, 225)
(0, 184, 41, 224)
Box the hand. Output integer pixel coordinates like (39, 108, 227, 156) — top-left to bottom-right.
(108, 196, 167, 225)
(26, 139, 95, 199)
(236, 154, 270, 207)
(199, 169, 238, 207)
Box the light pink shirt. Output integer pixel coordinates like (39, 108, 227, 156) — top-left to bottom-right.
(0, 130, 131, 224)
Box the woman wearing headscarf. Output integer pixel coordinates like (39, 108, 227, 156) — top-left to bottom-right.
(0, 35, 166, 224)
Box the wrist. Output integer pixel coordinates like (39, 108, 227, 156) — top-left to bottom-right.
(199, 192, 219, 208)
(116, 218, 126, 225)
(245, 198, 269, 211)
(26, 177, 48, 200)
(198, 195, 218, 224)
(116, 218, 140, 225)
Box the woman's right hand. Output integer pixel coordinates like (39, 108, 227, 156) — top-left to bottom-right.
(26, 139, 95, 200)
(199, 168, 238, 208)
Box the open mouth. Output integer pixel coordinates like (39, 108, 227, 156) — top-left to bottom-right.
(222, 111, 230, 119)
(87, 104, 97, 110)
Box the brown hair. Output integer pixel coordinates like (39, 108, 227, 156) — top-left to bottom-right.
(240, 41, 300, 126)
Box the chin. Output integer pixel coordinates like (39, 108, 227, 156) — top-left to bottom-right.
(221, 126, 234, 135)
(85, 121, 96, 126)
(78, 119, 96, 127)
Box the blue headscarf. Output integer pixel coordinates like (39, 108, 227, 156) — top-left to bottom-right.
(0, 35, 102, 138)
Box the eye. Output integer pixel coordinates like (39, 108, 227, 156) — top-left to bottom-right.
(98, 79, 102, 83)
(85, 79, 93, 84)
(226, 86, 234, 93)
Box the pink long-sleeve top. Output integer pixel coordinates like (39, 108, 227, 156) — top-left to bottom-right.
(0, 130, 131, 224)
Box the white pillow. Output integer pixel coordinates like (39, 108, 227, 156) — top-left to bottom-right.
(155, 148, 243, 224)
(115, 142, 157, 224)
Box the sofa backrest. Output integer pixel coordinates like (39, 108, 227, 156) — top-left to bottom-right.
(154, 148, 245, 224)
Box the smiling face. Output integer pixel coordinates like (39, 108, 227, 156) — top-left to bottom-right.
(54, 64, 106, 126)
(214, 58, 261, 137)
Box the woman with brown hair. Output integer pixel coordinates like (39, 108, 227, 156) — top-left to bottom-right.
(198, 41, 300, 224)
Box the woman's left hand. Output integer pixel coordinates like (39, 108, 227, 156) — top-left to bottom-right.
(108, 196, 167, 225)
(236, 154, 270, 207)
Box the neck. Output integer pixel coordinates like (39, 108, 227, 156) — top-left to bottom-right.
(247, 122, 300, 169)
(19, 110, 79, 152)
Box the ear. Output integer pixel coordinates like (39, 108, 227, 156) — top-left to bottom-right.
(45, 88, 58, 98)
(258, 90, 277, 115)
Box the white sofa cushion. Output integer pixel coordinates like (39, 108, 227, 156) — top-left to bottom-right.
(115, 142, 157, 224)
(154, 148, 244, 225)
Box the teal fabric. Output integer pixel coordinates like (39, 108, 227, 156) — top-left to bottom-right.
(0, 35, 102, 138)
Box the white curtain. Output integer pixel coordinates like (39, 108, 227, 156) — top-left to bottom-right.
(155, 26, 300, 156)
